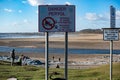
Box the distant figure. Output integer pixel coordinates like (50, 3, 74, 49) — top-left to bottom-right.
(52, 56, 55, 61)
(22, 55, 27, 65)
(19, 54, 24, 66)
(56, 64, 60, 68)
(11, 49, 15, 66)
(59, 58, 61, 62)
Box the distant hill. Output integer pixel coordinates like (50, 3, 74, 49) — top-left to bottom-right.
(79, 29, 103, 34)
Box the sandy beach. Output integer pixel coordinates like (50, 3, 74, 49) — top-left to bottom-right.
(0, 33, 120, 49)
(0, 33, 120, 69)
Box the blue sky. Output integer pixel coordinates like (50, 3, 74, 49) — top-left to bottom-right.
(0, 0, 120, 32)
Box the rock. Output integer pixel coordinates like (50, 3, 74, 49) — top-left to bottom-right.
(7, 78, 17, 80)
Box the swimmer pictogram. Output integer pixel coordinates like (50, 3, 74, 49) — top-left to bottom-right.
(42, 17, 55, 30)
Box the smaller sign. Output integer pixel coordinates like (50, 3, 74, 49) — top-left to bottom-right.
(103, 29, 119, 41)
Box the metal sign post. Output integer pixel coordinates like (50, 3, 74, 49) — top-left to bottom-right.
(110, 5, 115, 80)
(45, 32, 49, 80)
(103, 28, 119, 80)
(65, 32, 68, 80)
(110, 40, 113, 80)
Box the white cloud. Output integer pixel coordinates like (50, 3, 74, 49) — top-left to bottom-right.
(22, 1, 27, 4)
(85, 13, 98, 21)
(47, 3, 52, 5)
(23, 19, 29, 23)
(12, 22, 18, 26)
(65, 2, 71, 5)
(116, 10, 120, 19)
(12, 19, 30, 27)
(36, 10, 38, 14)
(85, 10, 120, 21)
(18, 10, 22, 13)
(85, 13, 108, 21)
(4, 8, 13, 12)
(27, 0, 44, 6)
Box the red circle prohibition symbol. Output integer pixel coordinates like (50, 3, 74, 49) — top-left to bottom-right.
(42, 17, 55, 30)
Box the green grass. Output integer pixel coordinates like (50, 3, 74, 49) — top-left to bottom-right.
(0, 61, 120, 80)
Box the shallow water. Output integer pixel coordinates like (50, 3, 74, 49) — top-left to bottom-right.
(0, 46, 120, 54)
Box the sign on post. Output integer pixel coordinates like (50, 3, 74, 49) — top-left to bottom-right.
(103, 29, 119, 41)
(110, 6, 116, 28)
(38, 5, 75, 32)
(103, 6, 118, 80)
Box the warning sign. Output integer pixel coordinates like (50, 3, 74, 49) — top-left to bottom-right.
(38, 5, 75, 32)
(103, 29, 119, 41)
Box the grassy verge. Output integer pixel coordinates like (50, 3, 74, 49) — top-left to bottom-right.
(0, 61, 120, 80)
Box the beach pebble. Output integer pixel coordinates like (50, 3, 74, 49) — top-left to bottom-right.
(7, 78, 17, 80)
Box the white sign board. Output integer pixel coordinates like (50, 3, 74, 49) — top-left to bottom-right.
(103, 29, 119, 41)
(110, 6, 116, 28)
(38, 5, 75, 32)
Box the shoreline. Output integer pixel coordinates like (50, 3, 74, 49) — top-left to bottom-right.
(0, 33, 120, 69)
(0, 52, 120, 69)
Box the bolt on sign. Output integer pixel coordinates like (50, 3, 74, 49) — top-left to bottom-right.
(38, 5, 75, 32)
(103, 29, 119, 41)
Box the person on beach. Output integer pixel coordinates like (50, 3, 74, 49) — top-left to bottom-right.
(18, 54, 24, 66)
(10, 49, 15, 66)
(59, 58, 61, 62)
(56, 64, 60, 68)
(52, 56, 55, 62)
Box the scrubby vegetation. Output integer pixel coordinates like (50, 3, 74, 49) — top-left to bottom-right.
(0, 61, 120, 80)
